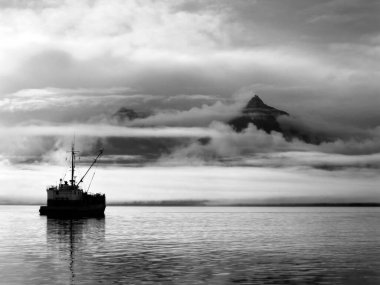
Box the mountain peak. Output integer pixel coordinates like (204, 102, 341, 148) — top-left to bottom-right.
(243, 94, 288, 116)
(112, 107, 148, 122)
(229, 94, 289, 133)
(245, 94, 265, 109)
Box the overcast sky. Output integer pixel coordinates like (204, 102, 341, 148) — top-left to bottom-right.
(0, 0, 379, 203)
(1, 0, 379, 117)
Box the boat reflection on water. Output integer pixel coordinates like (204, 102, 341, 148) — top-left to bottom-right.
(46, 217, 105, 284)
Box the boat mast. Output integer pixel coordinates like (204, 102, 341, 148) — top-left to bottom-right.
(71, 142, 75, 187)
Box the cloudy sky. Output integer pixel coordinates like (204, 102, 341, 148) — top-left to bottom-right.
(0, 0, 379, 204)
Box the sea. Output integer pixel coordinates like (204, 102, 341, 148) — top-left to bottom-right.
(0, 206, 379, 285)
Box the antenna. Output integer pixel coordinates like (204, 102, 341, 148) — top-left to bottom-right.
(68, 137, 79, 188)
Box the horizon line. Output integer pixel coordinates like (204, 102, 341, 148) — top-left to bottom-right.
(1, 202, 380, 207)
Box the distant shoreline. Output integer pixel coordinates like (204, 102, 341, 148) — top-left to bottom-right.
(109, 203, 380, 207)
(1, 202, 380, 207)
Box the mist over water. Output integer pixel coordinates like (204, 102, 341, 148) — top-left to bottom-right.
(1, 206, 379, 284)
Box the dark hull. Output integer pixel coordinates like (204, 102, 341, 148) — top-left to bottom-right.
(39, 204, 105, 218)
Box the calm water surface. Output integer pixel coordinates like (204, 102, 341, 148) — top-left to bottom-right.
(0, 206, 379, 284)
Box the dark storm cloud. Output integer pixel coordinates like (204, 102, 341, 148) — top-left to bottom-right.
(1, 48, 247, 97)
(307, 0, 380, 43)
(0, 0, 378, 174)
(0, 0, 60, 9)
(0, 86, 231, 125)
(0, 0, 378, 131)
(2, 50, 130, 93)
(172, 0, 380, 89)
(174, 0, 380, 46)
(6, 47, 379, 130)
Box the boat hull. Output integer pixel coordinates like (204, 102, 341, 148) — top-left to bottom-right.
(39, 204, 105, 218)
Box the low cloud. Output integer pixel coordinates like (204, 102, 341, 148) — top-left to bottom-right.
(159, 121, 380, 170)
(0, 87, 379, 171)
(0, 124, 217, 138)
(128, 101, 242, 127)
(0, 123, 218, 163)
(279, 115, 373, 142)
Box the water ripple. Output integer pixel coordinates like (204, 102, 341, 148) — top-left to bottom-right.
(0, 206, 379, 284)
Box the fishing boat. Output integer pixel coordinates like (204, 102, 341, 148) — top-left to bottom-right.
(39, 143, 105, 217)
